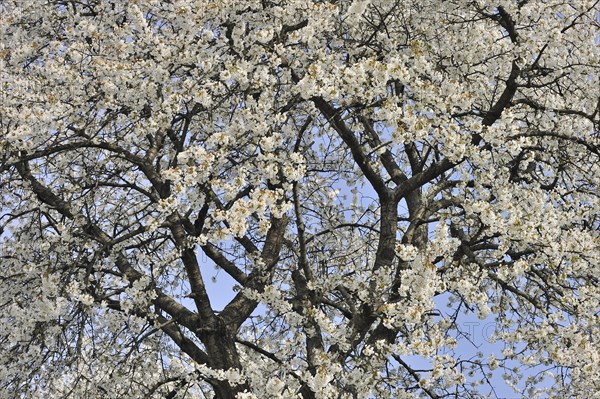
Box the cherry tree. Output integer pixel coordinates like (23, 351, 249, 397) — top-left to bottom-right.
(1, 0, 598, 398)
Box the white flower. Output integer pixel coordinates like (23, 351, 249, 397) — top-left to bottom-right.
(395, 244, 419, 261)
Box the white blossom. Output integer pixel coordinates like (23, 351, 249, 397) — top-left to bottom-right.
(0, 0, 598, 398)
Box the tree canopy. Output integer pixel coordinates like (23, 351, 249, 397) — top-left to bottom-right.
(1, 0, 599, 398)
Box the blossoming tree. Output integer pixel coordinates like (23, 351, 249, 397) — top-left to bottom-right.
(1, 0, 598, 398)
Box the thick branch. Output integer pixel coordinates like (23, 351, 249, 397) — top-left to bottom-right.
(167, 213, 216, 321)
(220, 216, 288, 330)
(313, 97, 389, 197)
